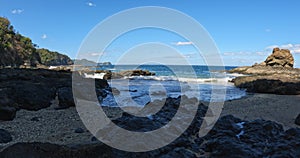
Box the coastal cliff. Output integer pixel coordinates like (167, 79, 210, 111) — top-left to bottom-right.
(0, 17, 72, 67)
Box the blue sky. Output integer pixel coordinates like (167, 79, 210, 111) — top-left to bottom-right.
(0, 0, 299, 66)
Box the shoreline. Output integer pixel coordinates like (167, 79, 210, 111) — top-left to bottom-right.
(221, 93, 300, 129)
(1, 93, 299, 149)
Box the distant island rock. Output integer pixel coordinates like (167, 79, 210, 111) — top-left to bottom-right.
(0, 17, 73, 68)
(73, 59, 97, 66)
(229, 47, 300, 95)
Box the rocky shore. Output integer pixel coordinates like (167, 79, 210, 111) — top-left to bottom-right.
(0, 94, 300, 157)
(229, 48, 300, 95)
(0, 62, 299, 157)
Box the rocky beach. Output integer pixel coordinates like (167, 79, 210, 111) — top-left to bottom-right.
(0, 9, 300, 158)
(0, 47, 300, 157)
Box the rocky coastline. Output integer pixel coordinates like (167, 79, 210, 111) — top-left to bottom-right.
(0, 64, 299, 157)
(229, 48, 300, 95)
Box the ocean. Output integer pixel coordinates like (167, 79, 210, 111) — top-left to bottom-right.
(94, 65, 246, 107)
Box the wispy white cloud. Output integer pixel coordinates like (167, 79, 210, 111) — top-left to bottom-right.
(173, 41, 193, 46)
(265, 29, 271, 32)
(223, 52, 252, 56)
(86, 2, 96, 7)
(11, 9, 24, 14)
(265, 44, 300, 54)
(90, 52, 104, 56)
(41, 34, 47, 39)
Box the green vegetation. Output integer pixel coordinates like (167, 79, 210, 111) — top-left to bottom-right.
(37, 48, 73, 66)
(0, 17, 72, 67)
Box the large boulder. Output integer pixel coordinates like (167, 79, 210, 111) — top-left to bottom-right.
(0, 69, 70, 111)
(264, 48, 294, 68)
(57, 87, 75, 109)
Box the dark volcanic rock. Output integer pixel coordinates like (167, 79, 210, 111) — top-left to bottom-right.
(295, 114, 300, 126)
(201, 115, 300, 158)
(0, 106, 16, 121)
(0, 68, 71, 110)
(1, 96, 300, 157)
(0, 129, 12, 143)
(12, 82, 57, 110)
(58, 87, 75, 108)
(118, 69, 155, 77)
(234, 76, 300, 95)
(0, 68, 109, 112)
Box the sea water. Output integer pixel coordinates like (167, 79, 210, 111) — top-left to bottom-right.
(94, 65, 246, 106)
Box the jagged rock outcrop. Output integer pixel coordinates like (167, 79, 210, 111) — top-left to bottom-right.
(228, 48, 300, 95)
(262, 48, 294, 68)
(0, 68, 109, 113)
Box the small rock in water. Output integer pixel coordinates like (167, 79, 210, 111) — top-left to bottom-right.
(295, 114, 300, 126)
(0, 129, 13, 143)
(111, 87, 120, 95)
(74, 128, 85, 133)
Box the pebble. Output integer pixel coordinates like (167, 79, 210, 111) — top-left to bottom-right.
(74, 128, 85, 133)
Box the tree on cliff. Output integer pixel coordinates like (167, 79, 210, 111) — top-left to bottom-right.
(0, 17, 73, 67)
(36, 48, 73, 66)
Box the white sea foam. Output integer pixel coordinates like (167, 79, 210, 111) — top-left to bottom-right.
(124, 76, 232, 84)
(84, 73, 106, 79)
